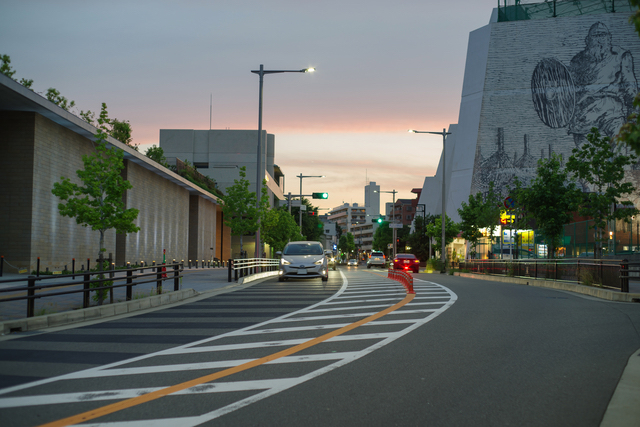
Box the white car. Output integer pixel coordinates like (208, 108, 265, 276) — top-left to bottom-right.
(367, 251, 386, 268)
(347, 259, 358, 267)
(278, 241, 328, 282)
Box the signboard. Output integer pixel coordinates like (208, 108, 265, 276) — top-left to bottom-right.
(280, 200, 302, 207)
(387, 243, 393, 249)
(504, 196, 515, 210)
(389, 223, 403, 228)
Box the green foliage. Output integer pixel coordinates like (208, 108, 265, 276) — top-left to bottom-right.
(110, 118, 135, 150)
(292, 198, 322, 241)
(176, 159, 223, 197)
(425, 215, 460, 254)
(46, 88, 75, 111)
(566, 128, 638, 255)
(372, 221, 392, 252)
(406, 214, 432, 261)
(1, 54, 16, 78)
(261, 207, 304, 252)
(145, 145, 170, 168)
(458, 192, 487, 259)
(220, 166, 266, 254)
(51, 103, 140, 267)
(338, 233, 356, 257)
(512, 154, 580, 258)
(1, 54, 33, 90)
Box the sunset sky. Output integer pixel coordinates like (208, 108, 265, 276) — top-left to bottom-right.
(1, 0, 499, 211)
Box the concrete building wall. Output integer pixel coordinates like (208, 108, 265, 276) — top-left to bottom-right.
(123, 161, 191, 264)
(160, 129, 278, 198)
(0, 110, 226, 273)
(420, 9, 640, 222)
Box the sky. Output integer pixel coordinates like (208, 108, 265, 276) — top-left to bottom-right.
(0, 0, 499, 212)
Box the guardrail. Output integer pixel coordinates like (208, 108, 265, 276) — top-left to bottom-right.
(0, 263, 184, 318)
(388, 268, 415, 294)
(459, 259, 628, 292)
(228, 258, 280, 282)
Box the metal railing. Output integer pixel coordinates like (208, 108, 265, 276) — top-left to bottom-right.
(228, 258, 280, 282)
(0, 263, 184, 318)
(459, 258, 628, 291)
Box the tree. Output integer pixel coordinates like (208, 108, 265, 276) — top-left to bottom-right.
(338, 233, 356, 259)
(567, 128, 638, 257)
(51, 103, 140, 304)
(110, 118, 136, 150)
(293, 198, 323, 241)
(458, 192, 487, 260)
(261, 207, 304, 252)
(372, 221, 392, 253)
(1, 54, 33, 89)
(46, 88, 75, 111)
(220, 167, 267, 257)
(425, 215, 460, 260)
(407, 214, 432, 261)
(145, 145, 170, 168)
(512, 155, 580, 258)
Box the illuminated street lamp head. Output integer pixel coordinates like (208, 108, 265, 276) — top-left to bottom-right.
(303, 67, 316, 73)
(408, 129, 416, 133)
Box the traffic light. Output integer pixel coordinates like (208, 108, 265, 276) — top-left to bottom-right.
(308, 211, 317, 216)
(371, 216, 384, 223)
(312, 192, 328, 199)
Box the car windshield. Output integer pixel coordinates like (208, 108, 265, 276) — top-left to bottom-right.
(396, 254, 416, 259)
(283, 243, 323, 256)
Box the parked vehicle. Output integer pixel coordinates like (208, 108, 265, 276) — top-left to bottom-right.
(392, 253, 420, 273)
(277, 241, 328, 282)
(367, 251, 386, 268)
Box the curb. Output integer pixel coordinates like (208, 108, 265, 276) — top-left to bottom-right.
(0, 288, 198, 335)
(456, 272, 640, 303)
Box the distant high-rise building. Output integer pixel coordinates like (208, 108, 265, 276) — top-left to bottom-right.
(364, 181, 380, 217)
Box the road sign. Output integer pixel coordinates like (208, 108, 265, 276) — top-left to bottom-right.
(389, 223, 403, 228)
(504, 196, 515, 210)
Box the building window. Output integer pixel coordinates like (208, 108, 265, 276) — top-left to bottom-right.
(193, 162, 209, 169)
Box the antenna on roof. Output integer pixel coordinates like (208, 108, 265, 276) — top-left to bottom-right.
(209, 94, 212, 130)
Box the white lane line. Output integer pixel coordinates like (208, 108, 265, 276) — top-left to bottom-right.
(162, 332, 394, 355)
(59, 351, 362, 380)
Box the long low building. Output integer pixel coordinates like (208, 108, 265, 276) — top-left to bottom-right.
(0, 73, 230, 273)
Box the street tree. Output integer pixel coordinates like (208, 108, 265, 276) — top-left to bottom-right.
(372, 221, 392, 254)
(338, 233, 356, 260)
(1, 54, 33, 89)
(51, 103, 140, 304)
(261, 207, 303, 253)
(511, 155, 580, 258)
(457, 192, 486, 259)
(220, 166, 265, 257)
(566, 128, 638, 257)
(425, 215, 460, 260)
(407, 214, 433, 261)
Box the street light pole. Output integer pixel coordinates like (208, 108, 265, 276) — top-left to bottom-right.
(297, 174, 324, 232)
(251, 65, 315, 258)
(409, 128, 451, 271)
(375, 189, 398, 258)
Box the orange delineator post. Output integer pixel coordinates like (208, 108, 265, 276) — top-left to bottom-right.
(388, 268, 414, 294)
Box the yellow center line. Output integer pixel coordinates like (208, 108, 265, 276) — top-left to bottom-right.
(39, 292, 415, 427)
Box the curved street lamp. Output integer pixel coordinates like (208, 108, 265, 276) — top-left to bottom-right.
(251, 65, 315, 258)
(409, 128, 451, 271)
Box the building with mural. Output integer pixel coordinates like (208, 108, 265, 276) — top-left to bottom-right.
(418, 0, 640, 258)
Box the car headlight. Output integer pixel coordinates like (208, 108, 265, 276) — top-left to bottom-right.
(281, 259, 291, 266)
(314, 259, 324, 265)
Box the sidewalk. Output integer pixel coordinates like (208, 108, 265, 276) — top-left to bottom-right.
(0, 266, 275, 332)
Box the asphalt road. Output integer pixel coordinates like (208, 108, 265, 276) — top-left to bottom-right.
(0, 268, 638, 426)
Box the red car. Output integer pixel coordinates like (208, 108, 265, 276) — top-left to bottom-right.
(392, 253, 420, 273)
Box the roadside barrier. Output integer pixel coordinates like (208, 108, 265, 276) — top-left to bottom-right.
(388, 268, 415, 294)
(0, 263, 184, 318)
(228, 258, 280, 282)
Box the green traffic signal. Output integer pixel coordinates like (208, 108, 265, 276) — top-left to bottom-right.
(312, 192, 328, 199)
